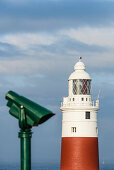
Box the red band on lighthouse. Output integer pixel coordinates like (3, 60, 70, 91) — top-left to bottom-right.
(61, 137, 99, 170)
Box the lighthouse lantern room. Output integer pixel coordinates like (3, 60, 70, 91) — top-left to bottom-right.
(60, 58, 99, 170)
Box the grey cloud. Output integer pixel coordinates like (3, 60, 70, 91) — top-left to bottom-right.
(0, 42, 26, 57)
(41, 36, 108, 54)
(0, 34, 108, 60)
(0, 1, 114, 33)
(27, 35, 108, 60)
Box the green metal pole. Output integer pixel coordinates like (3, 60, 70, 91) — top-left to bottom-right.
(18, 129, 32, 170)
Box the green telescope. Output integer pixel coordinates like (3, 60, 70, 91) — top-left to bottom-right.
(6, 90, 55, 129)
(5, 91, 55, 170)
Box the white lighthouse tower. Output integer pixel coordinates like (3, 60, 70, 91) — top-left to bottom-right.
(60, 58, 99, 170)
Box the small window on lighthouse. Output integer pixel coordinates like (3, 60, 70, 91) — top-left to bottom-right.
(71, 127, 76, 133)
(85, 112, 90, 119)
(82, 98, 84, 101)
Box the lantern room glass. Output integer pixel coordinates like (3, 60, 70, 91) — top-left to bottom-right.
(73, 79, 91, 95)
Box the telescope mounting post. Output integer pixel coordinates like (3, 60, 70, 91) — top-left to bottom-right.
(18, 106, 32, 170)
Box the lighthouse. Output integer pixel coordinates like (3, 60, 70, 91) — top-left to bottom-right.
(60, 58, 99, 170)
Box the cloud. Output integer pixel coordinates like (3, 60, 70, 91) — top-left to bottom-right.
(0, 30, 112, 79)
(0, 41, 30, 58)
(0, 59, 56, 74)
(60, 27, 114, 48)
(0, 33, 58, 50)
(0, 1, 114, 33)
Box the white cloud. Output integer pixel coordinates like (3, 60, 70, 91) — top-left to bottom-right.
(60, 27, 114, 48)
(0, 59, 58, 74)
(0, 33, 58, 50)
(0, 27, 114, 73)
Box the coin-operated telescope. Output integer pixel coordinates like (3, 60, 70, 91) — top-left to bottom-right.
(6, 91, 55, 170)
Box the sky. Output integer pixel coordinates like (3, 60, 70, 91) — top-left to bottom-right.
(0, 0, 114, 167)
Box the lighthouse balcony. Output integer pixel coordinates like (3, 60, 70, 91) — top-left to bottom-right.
(61, 96, 99, 109)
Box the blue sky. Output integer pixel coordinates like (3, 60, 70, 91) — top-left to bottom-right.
(0, 0, 114, 166)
